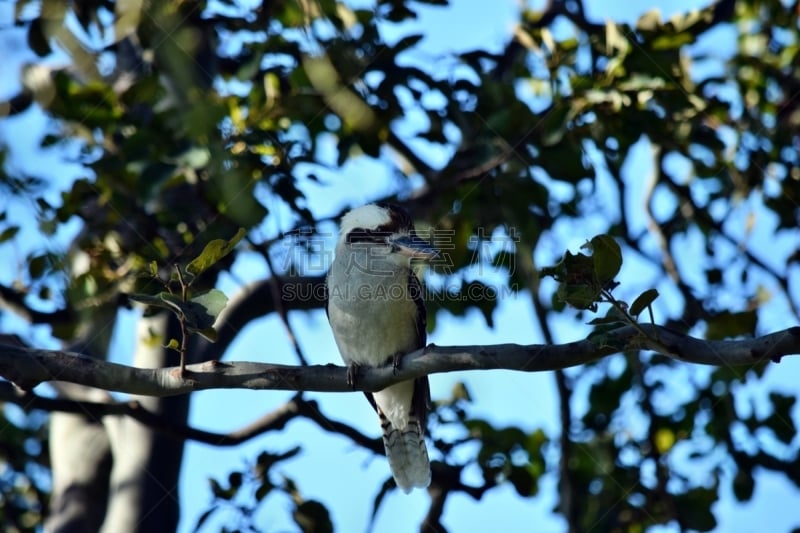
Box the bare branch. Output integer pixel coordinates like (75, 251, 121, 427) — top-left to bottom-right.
(0, 284, 76, 326)
(0, 383, 381, 450)
(1, 326, 798, 396)
(260, 247, 311, 366)
(211, 275, 327, 359)
(295, 398, 383, 454)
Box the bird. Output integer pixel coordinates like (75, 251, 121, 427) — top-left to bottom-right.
(326, 203, 437, 493)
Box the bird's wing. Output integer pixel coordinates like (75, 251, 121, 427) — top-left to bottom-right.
(408, 270, 431, 433)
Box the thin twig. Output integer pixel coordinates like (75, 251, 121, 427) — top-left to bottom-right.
(259, 245, 310, 366)
(174, 264, 190, 373)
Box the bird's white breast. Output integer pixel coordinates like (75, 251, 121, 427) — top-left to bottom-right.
(327, 253, 420, 367)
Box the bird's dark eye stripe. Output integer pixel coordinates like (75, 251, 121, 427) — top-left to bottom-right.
(346, 228, 390, 244)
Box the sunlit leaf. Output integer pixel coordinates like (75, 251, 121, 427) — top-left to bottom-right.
(450, 381, 472, 403)
(164, 338, 180, 351)
(636, 9, 662, 31)
(190, 289, 228, 324)
(654, 427, 675, 453)
(185, 228, 247, 278)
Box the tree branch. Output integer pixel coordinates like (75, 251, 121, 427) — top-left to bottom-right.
(210, 275, 327, 360)
(0, 284, 76, 326)
(1, 326, 798, 396)
(0, 382, 381, 451)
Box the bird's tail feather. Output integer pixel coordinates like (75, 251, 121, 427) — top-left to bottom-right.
(380, 412, 431, 493)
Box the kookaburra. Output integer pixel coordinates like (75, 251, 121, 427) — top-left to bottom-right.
(326, 203, 437, 492)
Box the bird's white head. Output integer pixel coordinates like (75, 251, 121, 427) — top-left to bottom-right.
(336, 203, 438, 263)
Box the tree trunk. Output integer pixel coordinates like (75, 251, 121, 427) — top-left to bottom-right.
(47, 311, 190, 533)
(102, 312, 188, 533)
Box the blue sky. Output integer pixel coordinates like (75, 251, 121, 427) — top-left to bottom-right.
(1, 0, 799, 532)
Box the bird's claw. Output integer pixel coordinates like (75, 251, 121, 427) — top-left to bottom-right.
(346, 362, 359, 389)
(391, 352, 403, 375)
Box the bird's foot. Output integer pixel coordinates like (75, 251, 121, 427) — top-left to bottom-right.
(346, 362, 360, 389)
(390, 352, 404, 375)
(423, 343, 437, 354)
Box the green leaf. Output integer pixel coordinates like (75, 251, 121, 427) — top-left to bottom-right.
(185, 228, 247, 277)
(557, 281, 600, 311)
(508, 466, 536, 497)
(173, 146, 211, 168)
(629, 288, 659, 317)
(463, 418, 493, 438)
(705, 310, 757, 340)
(129, 292, 169, 308)
(293, 500, 333, 533)
(155, 292, 187, 313)
(190, 289, 229, 324)
(652, 32, 695, 50)
(764, 392, 797, 444)
(451, 381, 472, 403)
(673, 486, 718, 531)
(393, 34, 424, 53)
(539, 104, 571, 146)
(543, 249, 601, 310)
(179, 289, 229, 341)
(130, 290, 226, 340)
(139, 162, 176, 192)
(636, 9, 662, 31)
(228, 471, 243, 489)
(540, 251, 592, 283)
(732, 468, 754, 501)
(165, 338, 180, 351)
(537, 139, 590, 183)
(0, 226, 20, 243)
(192, 327, 218, 342)
(587, 305, 628, 326)
(27, 18, 53, 56)
(587, 235, 622, 286)
(208, 478, 230, 500)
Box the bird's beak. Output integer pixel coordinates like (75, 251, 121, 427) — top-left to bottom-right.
(390, 233, 439, 260)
